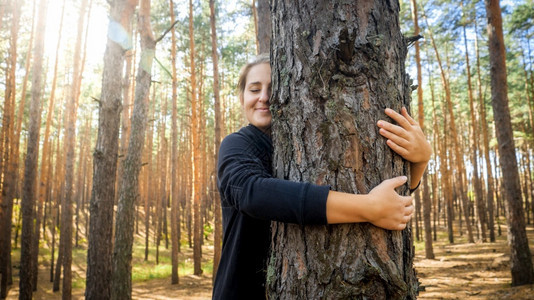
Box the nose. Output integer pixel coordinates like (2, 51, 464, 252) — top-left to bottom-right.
(259, 88, 269, 102)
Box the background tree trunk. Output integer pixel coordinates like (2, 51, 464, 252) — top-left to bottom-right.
(0, 0, 23, 296)
(484, 0, 534, 286)
(20, 0, 47, 297)
(267, 1, 417, 298)
(85, 0, 136, 299)
(169, 0, 180, 285)
(256, 0, 270, 54)
(189, 0, 202, 276)
(410, 0, 434, 259)
(111, 0, 154, 297)
(209, 0, 223, 281)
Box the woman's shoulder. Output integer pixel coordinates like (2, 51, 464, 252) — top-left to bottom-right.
(220, 125, 272, 156)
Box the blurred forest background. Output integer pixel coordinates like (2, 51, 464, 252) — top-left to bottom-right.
(0, 0, 533, 299)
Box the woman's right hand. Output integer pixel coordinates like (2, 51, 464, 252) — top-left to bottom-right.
(366, 176, 414, 230)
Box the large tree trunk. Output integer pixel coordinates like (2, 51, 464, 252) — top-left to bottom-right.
(85, 0, 136, 299)
(267, 1, 417, 298)
(484, 0, 534, 286)
(111, 0, 154, 297)
(20, 0, 47, 297)
(209, 0, 223, 281)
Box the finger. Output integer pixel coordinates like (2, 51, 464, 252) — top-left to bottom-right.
(386, 139, 409, 158)
(379, 128, 410, 148)
(405, 205, 414, 215)
(385, 108, 411, 129)
(401, 107, 418, 126)
(386, 175, 408, 188)
(377, 121, 409, 140)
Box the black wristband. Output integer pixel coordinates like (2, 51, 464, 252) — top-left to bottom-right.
(409, 181, 421, 194)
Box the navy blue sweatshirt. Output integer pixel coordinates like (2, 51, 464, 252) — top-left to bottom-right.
(212, 125, 330, 299)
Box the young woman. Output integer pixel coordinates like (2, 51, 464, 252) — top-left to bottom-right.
(212, 54, 431, 299)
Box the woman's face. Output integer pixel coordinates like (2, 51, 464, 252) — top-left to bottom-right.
(242, 63, 272, 132)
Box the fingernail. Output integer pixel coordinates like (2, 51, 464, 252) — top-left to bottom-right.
(377, 121, 383, 126)
(402, 176, 407, 181)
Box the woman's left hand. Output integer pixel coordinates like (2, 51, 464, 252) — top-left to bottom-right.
(377, 107, 432, 164)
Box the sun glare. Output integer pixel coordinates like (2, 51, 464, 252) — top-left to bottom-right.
(43, 1, 108, 71)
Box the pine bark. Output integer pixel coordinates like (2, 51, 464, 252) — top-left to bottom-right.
(484, 0, 534, 286)
(20, 0, 47, 297)
(267, 1, 417, 298)
(85, 0, 136, 299)
(111, 0, 154, 297)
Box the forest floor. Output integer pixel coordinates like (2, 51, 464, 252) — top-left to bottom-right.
(4, 221, 534, 299)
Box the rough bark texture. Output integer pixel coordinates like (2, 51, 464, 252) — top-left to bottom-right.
(111, 0, 154, 297)
(267, 1, 417, 299)
(85, 0, 136, 299)
(484, 0, 534, 286)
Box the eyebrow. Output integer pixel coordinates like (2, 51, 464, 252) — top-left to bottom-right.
(247, 81, 271, 87)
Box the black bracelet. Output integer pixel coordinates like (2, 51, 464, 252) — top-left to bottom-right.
(409, 181, 421, 194)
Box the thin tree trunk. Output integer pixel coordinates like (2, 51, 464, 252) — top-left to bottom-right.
(485, 0, 534, 286)
(462, 18, 487, 243)
(267, 1, 416, 297)
(169, 0, 180, 285)
(474, 18, 496, 242)
(209, 0, 223, 281)
(60, 1, 89, 298)
(423, 7, 474, 243)
(0, 0, 23, 296)
(410, 0, 434, 259)
(256, 0, 270, 54)
(85, 0, 136, 298)
(189, 0, 202, 276)
(20, 0, 47, 297)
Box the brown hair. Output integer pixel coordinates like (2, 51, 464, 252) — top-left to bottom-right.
(237, 53, 270, 104)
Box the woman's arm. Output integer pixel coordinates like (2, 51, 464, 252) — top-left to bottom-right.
(377, 107, 432, 189)
(326, 176, 414, 230)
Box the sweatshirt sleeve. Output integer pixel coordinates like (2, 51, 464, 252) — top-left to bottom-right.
(217, 133, 329, 225)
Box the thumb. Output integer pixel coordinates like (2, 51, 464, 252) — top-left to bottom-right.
(386, 176, 408, 188)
